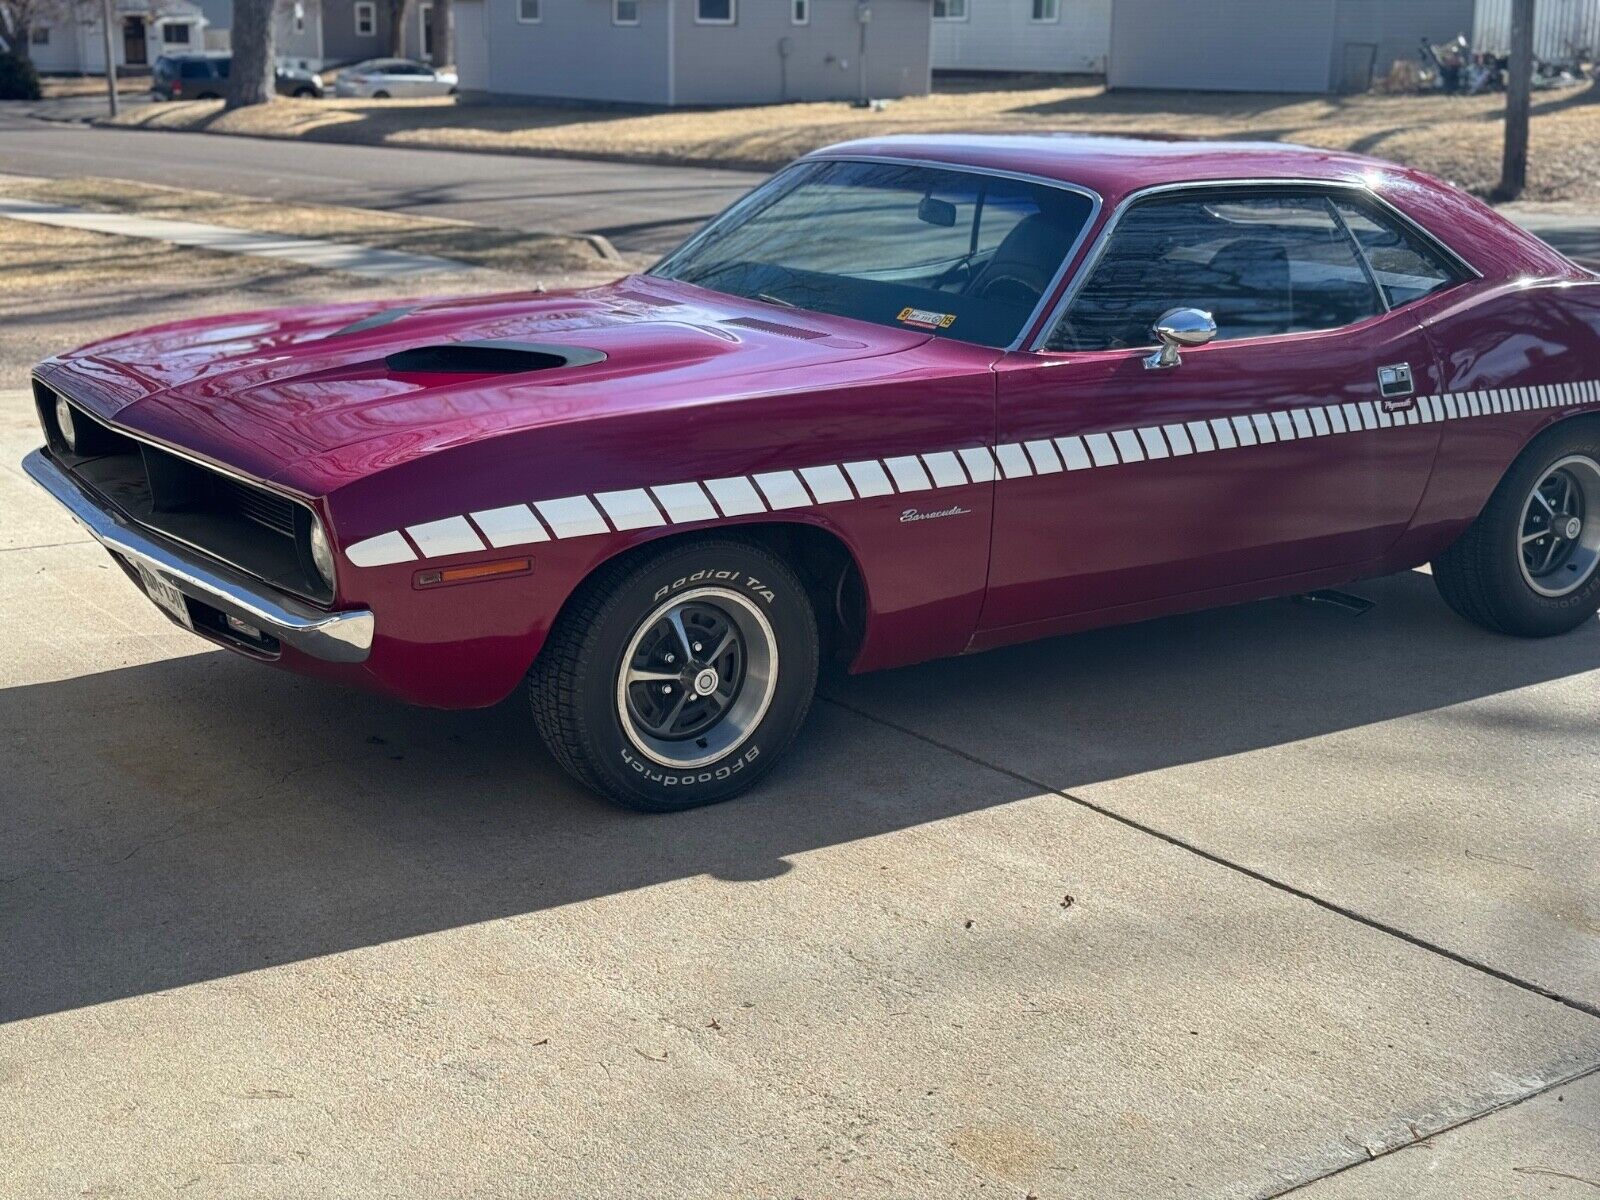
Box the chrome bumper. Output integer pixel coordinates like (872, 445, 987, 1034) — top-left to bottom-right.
(23, 448, 375, 663)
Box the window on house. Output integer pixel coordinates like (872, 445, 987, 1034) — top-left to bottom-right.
(517, 0, 541, 21)
(354, 1, 376, 36)
(791, 0, 809, 23)
(30, 25, 49, 44)
(613, 0, 639, 24)
(932, 0, 968, 19)
(295, 12, 305, 31)
(162, 23, 191, 44)
(1031, 0, 1060, 21)
(696, 0, 735, 24)
(419, 1, 433, 55)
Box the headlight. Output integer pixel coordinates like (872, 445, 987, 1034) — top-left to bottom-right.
(309, 518, 336, 589)
(55, 395, 76, 452)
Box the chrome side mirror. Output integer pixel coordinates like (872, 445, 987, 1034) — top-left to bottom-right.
(1143, 307, 1217, 370)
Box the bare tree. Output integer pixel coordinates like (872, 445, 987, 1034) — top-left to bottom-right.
(430, 0, 450, 67)
(384, 0, 409, 56)
(1497, 0, 1536, 200)
(227, 0, 275, 108)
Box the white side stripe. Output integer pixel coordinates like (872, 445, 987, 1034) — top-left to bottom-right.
(651, 482, 718, 524)
(595, 488, 666, 530)
(923, 450, 971, 487)
(470, 503, 548, 547)
(536, 495, 610, 538)
(346, 530, 416, 567)
(407, 516, 484, 557)
(800, 464, 854, 504)
(704, 476, 767, 516)
(844, 459, 895, 497)
(346, 379, 1600, 567)
(753, 470, 811, 510)
(958, 447, 998, 481)
(884, 455, 934, 491)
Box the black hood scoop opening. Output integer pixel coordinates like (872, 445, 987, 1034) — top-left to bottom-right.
(383, 341, 608, 376)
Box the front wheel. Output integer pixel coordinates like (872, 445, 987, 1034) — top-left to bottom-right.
(1433, 422, 1600, 636)
(529, 539, 819, 812)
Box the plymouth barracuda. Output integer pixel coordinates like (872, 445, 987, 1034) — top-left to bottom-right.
(23, 135, 1600, 811)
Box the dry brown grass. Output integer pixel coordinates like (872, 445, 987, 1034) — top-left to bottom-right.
(39, 75, 149, 100)
(0, 195, 624, 376)
(106, 79, 1600, 201)
(0, 176, 616, 274)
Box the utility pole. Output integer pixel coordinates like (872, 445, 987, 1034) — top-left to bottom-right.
(100, 0, 119, 118)
(1497, 0, 1535, 200)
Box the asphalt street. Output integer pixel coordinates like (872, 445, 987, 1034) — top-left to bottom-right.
(0, 108, 766, 256)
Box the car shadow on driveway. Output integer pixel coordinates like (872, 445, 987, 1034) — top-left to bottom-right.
(3, 569, 1595, 1023)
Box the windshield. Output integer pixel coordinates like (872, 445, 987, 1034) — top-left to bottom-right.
(650, 159, 1096, 349)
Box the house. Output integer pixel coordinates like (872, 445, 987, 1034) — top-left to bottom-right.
(931, 0, 1110, 76)
(1107, 0, 1480, 94)
(274, 0, 434, 71)
(196, 0, 232, 49)
(26, 0, 208, 73)
(452, 0, 933, 107)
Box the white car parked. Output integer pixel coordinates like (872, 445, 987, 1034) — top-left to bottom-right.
(333, 59, 458, 99)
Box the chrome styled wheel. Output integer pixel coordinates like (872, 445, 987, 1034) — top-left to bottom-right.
(616, 586, 778, 770)
(1517, 454, 1600, 597)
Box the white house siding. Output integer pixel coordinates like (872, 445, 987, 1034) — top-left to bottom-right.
(1109, 0, 1475, 93)
(932, 0, 1109, 74)
(1474, 0, 1600, 59)
(456, 0, 672, 104)
(26, 22, 89, 72)
(670, 0, 931, 105)
(457, 0, 929, 107)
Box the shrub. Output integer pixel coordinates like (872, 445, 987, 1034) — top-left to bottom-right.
(0, 52, 41, 101)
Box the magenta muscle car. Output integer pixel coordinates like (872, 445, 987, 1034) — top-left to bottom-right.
(24, 136, 1600, 810)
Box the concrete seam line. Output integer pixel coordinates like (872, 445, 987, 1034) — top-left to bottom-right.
(819, 695, 1600, 1022)
(1257, 1060, 1600, 1199)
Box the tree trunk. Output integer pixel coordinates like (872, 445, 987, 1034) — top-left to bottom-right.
(226, 0, 275, 109)
(1497, 0, 1536, 201)
(387, 0, 409, 56)
(431, 0, 451, 67)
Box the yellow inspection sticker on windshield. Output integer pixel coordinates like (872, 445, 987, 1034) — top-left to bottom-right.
(897, 307, 957, 330)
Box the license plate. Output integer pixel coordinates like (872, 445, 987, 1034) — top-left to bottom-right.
(135, 562, 192, 630)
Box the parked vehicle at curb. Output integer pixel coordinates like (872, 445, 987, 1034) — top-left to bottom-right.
(152, 53, 325, 100)
(333, 59, 457, 98)
(23, 136, 1600, 811)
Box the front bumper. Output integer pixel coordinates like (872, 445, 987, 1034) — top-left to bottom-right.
(23, 448, 375, 664)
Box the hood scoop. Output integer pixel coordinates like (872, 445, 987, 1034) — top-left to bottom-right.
(384, 341, 608, 375)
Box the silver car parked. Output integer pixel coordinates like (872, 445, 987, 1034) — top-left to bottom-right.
(333, 59, 458, 99)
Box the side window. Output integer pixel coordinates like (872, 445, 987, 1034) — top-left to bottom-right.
(1050, 193, 1383, 352)
(1333, 200, 1463, 308)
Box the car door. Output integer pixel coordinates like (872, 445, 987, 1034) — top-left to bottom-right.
(980, 186, 1450, 633)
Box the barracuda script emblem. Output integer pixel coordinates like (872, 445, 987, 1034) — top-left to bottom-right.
(900, 505, 972, 523)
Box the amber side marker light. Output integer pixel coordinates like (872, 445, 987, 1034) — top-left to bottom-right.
(414, 558, 532, 589)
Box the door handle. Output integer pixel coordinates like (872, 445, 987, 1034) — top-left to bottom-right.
(1377, 362, 1415, 406)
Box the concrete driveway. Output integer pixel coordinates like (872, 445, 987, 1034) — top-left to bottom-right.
(1, 388, 1597, 1198)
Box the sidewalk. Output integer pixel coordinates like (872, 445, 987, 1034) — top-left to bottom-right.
(0, 196, 473, 279)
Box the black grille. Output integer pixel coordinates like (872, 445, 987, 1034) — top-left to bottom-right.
(216, 476, 299, 537)
(36, 378, 331, 604)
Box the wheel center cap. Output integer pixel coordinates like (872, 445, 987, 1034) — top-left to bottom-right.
(1565, 517, 1583, 539)
(692, 668, 719, 697)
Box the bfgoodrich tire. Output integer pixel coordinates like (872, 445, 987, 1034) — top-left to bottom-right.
(529, 539, 819, 812)
(1433, 422, 1600, 637)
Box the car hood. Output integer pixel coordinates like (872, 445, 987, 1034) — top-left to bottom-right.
(35, 276, 932, 495)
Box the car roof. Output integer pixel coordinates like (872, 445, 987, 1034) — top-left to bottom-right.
(805, 134, 1406, 206)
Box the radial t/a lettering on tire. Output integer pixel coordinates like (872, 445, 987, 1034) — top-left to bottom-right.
(1434, 421, 1600, 637)
(528, 538, 819, 812)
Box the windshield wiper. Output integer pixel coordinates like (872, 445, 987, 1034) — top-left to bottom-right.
(757, 292, 797, 309)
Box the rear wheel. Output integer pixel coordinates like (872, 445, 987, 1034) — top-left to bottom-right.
(1433, 422, 1600, 636)
(371, 89, 390, 99)
(529, 539, 819, 812)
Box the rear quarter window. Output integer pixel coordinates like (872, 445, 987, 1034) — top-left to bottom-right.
(1333, 200, 1466, 308)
